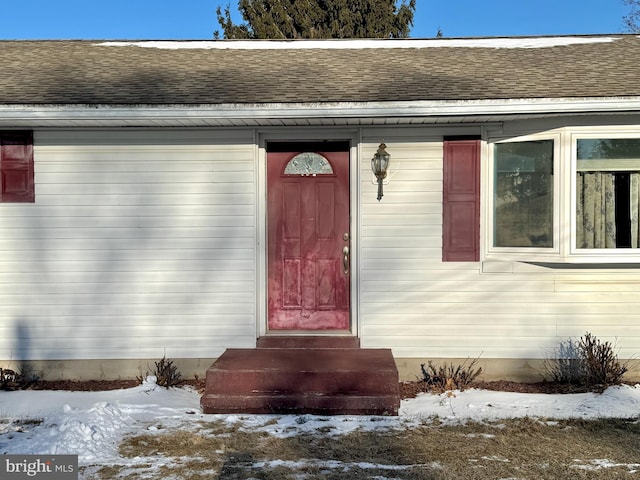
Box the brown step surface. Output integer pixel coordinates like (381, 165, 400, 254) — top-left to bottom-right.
(203, 348, 398, 394)
(201, 346, 399, 415)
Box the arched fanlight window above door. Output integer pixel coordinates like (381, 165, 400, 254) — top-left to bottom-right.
(283, 152, 334, 176)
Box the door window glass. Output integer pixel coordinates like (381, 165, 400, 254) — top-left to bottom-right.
(284, 152, 334, 176)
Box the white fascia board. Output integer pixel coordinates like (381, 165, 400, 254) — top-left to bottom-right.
(1, 97, 640, 124)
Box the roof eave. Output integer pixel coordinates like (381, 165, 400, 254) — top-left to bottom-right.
(0, 97, 639, 128)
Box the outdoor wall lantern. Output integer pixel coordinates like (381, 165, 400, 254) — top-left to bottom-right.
(371, 142, 390, 201)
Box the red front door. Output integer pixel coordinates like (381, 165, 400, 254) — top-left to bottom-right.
(267, 148, 350, 330)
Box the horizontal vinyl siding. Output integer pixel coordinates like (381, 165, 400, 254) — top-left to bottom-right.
(359, 129, 640, 361)
(0, 129, 257, 361)
(359, 132, 480, 355)
(551, 272, 640, 359)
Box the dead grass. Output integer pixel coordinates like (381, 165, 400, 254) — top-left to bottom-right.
(89, 417, 640, 479)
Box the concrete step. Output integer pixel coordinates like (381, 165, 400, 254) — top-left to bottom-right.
(203, 348, 398, 394)
(201, 344, 399, 415)
(257, 336, 360, 349)
(201, 393, 399, 415)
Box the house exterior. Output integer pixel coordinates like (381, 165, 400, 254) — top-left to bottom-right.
(2, 35, 640, 382)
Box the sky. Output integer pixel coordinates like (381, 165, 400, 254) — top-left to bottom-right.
(0, 0, 632, 40)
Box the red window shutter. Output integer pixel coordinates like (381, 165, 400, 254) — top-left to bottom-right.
(1, 131, 34, 202)
(443, 138, 480, 261)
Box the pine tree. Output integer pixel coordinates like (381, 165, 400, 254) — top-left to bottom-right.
(214, 0, 417, 39)
(623, 0, 640, 32)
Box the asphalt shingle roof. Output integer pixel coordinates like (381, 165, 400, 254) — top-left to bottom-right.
(1, 35, 639, 106)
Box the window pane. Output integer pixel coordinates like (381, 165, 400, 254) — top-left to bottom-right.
(494, 140, 554, 247)
(578, 138, 640, 160)
(576, 139, 640, 249)
(283, 152, 333, 175)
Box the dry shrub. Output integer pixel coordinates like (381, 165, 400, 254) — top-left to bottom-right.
(420, 357, 482, 392)
(580, 332, 628, 389)
(138, 356, 183, 388)
(0, 367, 38, 390)
(544, 332, 628, 391)
(543, 337, 584, 385)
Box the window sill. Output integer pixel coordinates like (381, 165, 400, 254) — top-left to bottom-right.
(482, 258, 640, 274)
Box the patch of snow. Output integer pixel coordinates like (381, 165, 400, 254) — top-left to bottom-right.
(96, 36, 619, 51)
(251, 459, 436, 472)
(399, 385, 640, 423)
(218, 412, 404, 438)
(464, 433, 496, 439)
(1, 380, 640, 475)
(0, 377, 200, 464)
(481, 455, 510, 463)
(572, 458, 640, 472)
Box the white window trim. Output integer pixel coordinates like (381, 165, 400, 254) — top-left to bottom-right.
(485, 131, 562, 262)
(569, 128, 640, 262)
(485, 126, 640, 264)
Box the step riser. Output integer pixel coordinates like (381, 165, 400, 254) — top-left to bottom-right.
(201, 393, 399, 416)
(205, 370, 398, 395)
(257, 336, 360, 349)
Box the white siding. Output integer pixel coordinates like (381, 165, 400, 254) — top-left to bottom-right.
(0, 129, 257, 361)
(4, 124, 640, 368)
(358, 128, 640, 360)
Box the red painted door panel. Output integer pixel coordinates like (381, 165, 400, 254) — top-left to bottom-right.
(267, 150, 350, 330)
(1, 131, 34, 203)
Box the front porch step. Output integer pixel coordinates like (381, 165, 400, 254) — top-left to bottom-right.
(201, 344, 399, 415)
(201, 392, 399, 416)
(257, 335, 360, 349)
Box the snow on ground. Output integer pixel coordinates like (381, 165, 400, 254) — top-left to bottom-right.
(1, 377, 640, 472)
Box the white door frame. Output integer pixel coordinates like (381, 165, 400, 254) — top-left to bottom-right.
(256, 128, 361, 338)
